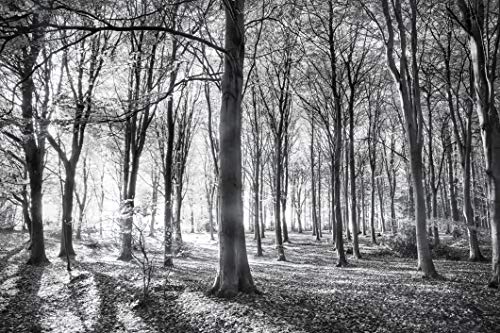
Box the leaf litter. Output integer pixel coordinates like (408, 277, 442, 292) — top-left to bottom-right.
(0, 231, 499, 332)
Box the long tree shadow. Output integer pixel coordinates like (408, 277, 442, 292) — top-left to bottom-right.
(81, 262, 201, 333)
(92, 271, 125, 332)
(0, 264, 45, 332)
(0, 241, 28, 273)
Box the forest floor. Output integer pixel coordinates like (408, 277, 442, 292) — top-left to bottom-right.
(0, 229, 499, 333)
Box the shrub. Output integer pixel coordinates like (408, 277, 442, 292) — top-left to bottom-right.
(451, 227, 463, 239)
(432, 244, 462, 261)
(382, 224, 418, 258)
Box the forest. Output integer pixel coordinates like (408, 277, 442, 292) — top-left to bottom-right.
(0, 0, 499, 332)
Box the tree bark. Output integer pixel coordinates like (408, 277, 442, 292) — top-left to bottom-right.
(209, 0, 257, 297)
(21, 18, 49, 265)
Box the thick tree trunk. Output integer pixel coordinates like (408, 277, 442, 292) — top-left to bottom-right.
(209, 0, 257, 297)
(21, 185, 32, 239)
(21, 39, 49, 266)
(26, 157, 49, 265)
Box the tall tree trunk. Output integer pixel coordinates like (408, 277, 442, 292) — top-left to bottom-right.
(274, 138, 286, 260)
(209, 0, 257, 297)
(260, 163, 265, 239)
(377, 178, 386, 234)
(175, 182, 183, 247)
(310, 118, 319, 241)
(370, 166, 377, 243)
(149, 170, 159, 236)
(254, 170, 262, 256)
(59, 168, 76, 256)
(21, 24, 49, 265)
(344, 131, 351, 242)
(207, 188, 215, 241)
(348, 98, 361, 258)
(163, 94, 175, 266)
(361, 174, 366, 236)
(317, 152, 323, 238)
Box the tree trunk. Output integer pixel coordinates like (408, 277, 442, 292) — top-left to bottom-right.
(459, 8, 500, 281)
(361, 175, 366, 236)
(348, 95, 361, 257)
(163, 94, 175, 266)
(380, 0, 438, 278)
(377, 178, 386, 234)
(207, 189, 215, 240)
(21, 32, 49, 265)
(190, 209, 195, 233)
(310, 119, 319, 241)
(274, 138, 286, 260)
(317, 152, 323, 238)
(370, 167, 377, 244)
(254, 175, 262, 256)
(209, 0, 257, 297)
(150, 171, 159, 236)
(174, 183, 183, 248)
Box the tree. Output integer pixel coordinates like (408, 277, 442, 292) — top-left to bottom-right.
(454, 0, 500, 287)
(48, 31, 109, 257)
(370, 0, 438, 277)
(173, 84, 199, 248)
(427, 9, 484, 260)
(208, 0, 257, 297)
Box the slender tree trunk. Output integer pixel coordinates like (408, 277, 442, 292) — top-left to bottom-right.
(174, 183, 183, 247)
(207, 189, 215, 240)
(348, 112, 360, 257)
(344, 132, 351, 242)
(163, 94, 175, 266)
(260, 164, 265, 239)
(274, 139, 286, 260)
(254, 172, 262, 256)
(150, 171, 159, 236)
(370, 166, 377, 243)
(377, 178, 386, 234)
(59, 168, 76, 257)
(318, 152, 323, 238)
(361, 175, 366, 236)
(190, 208, 195, 233)
(310, 118, 319, 241)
